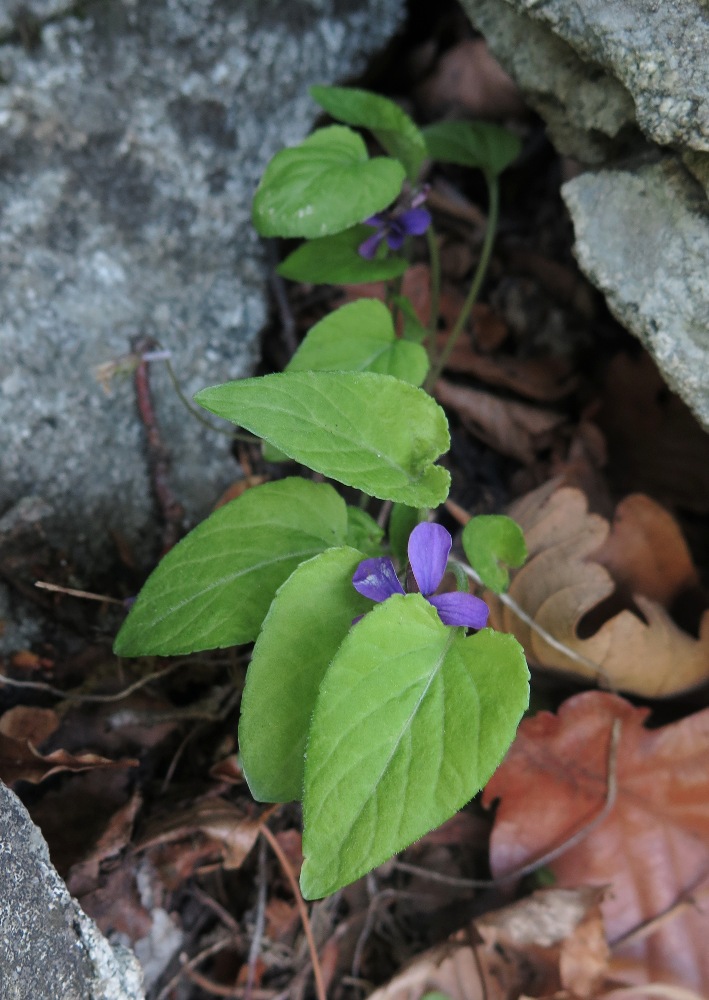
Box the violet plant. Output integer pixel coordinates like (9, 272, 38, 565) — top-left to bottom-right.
(114, 86, 530, 900)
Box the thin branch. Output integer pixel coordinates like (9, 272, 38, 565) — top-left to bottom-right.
(245, 837, 269, 1000)
(611, 872, 709, 951)
(0, 659, 186, 702)
(156, 937, 235, 1000)
(454, 559, 614, 688)
(34, 581, 126, 605)
(260, 824, 327, 1000)
(599, 987, 709, 1000)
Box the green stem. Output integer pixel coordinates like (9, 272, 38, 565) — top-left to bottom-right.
(163, 358, 259, 443)
(424, 175, 499, 391)
(425, 226, 441, 352)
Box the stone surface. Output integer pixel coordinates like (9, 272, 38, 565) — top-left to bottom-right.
(0, 780, 145, 999)
(0, 0, 404, 649)
(459, 0, 709, 432)
(563, 159, 709, 430)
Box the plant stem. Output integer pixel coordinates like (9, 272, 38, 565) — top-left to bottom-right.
(424, 175, 499, 391)
(163, 357, 259, 443)
(425, 226, 441, 350)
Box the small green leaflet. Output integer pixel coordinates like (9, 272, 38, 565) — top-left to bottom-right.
(252, 126, 405, 238)
(278, 225, 409, 286)
(300, 595, 530, 898)
(195, 371, 451, 508)
(423, 121, 521, 179)
(113, 479, 347, 657)
(393, 294, 428, 344)
(462, 514, 527, 594)
(310, 85, 428, 182)
(287, 299, 429, 387)
(239, 547, 370, 803)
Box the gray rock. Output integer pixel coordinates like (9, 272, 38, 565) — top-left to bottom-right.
(562, 159, 709, 430)
(0, 0, 404, 648)
(459, 0, 640, 163)
(459, 0, 709, 432)
(0, 780, 145, 1000)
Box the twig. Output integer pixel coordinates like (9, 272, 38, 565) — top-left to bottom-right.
(34, 580, 126, 605)
(245, 837, 269, 1000)
(260, 824, 327, 1000)
(132, 335, 185, 553)
(454, 559, 614, 688)
(156, 936, 235, 1000)
(0, 659, 186, 702)
(191, 886, 243, 939)
(394, 718, 621, 888)
(611, 872, 709, 951)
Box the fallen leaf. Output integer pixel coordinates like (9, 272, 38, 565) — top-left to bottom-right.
(343, 263, 465, 336)
(366, 887, 610, 1000)
(137, 797, 274, 871)
(486, 484, 709, 695)
(415, 38, 527, 119)
(67, 790, 143, 896)
(0, 705, 59, 744)
(435, 342, 577, 401)
(435, 378, 566, 463)
(598, 352, 709, 515)
(484, 692, 709, 994)
(0, 732, 138, 785)
(213, 474, 268, 510)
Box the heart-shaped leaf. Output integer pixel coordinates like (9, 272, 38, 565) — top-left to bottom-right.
(114, 479, 347, 657)
(424, 121, 521, 179)
(252, 126, 405, 238)
(300, 595, 529, 898)
(278, 225, 409, 285)
(195, 371, 451, 508)
(287, 299, 429, 386)
(462, 515, 527, 594)
(239, 547, 370, 803)
(310, 85, 428, 182)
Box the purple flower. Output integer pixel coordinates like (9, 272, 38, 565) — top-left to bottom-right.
(358, 187, 432, 260)
(352, 522, 489, 629)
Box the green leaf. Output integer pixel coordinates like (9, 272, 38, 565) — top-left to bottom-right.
(346, 506, 384, 558)
(287, 299, 429, 387)
(393, 294, 428, 344)
(239, 546, 370, 803)
(423, 121, 521, 178)
(388, 503, 427, 567)
(113, 479, 347, 657)
(278, 225, 409, 285)
(461, 514, 527, 594)
(311, 85, 428, 182)
(300, 595, 529, 898)
(252, 126, 405, 238)
(195, 371, 451, 508)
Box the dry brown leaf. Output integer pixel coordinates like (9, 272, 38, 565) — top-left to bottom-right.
(598, 352, 709, 515)
(435, 378, 566, 463)
(487, 484, 709, 695)
(435, 340, 577, 401)
(67, 790, 143, 897)
(0, 732, 138, 785)
(367, 887, 610, 1000)
(484, 692, 709, 995)
(0, 705, 59, 744)
(415, 38, 527, 119)
(137, 797, 274, 871)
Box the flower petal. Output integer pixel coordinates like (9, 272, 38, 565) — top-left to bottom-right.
(358, 229, 386, 260)
(352, 557, 405, 602)
(408, 522, 451, 596)
(427, 592, 489, 629)
(398, 207, 431, 237)
(385, 219, 407, 251)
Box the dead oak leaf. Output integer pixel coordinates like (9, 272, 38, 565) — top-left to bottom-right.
(484, 692, 709, 994)
(0, 731, 138, 785)
(487, 484, 709, 695)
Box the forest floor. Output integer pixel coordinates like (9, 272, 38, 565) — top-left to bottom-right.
(3, 2, 709, 999)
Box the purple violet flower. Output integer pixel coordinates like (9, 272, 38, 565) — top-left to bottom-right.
(352, 522, 489, 629)
(358, 188, 432, 260)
